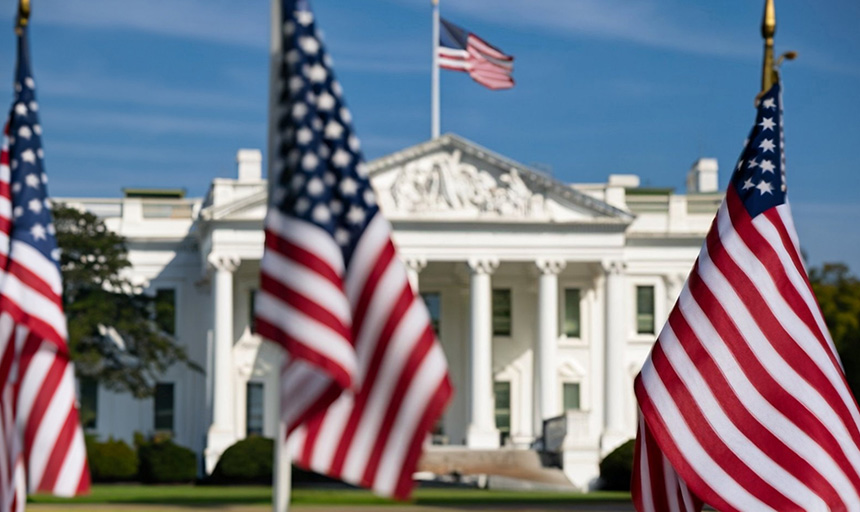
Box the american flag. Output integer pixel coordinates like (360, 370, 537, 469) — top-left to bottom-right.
(438, 17, 514, 90)
(632, 84, 860, 511)
(0, 30, 90, 510)
(255, 0, 453, 500)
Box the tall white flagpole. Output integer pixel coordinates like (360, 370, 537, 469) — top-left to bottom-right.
(431, 0, 440, 139)
(269, 1, 292, 510)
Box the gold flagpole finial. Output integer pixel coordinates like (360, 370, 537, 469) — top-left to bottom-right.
(761, 0, 777, 92)
(16, 0, 31, 35)
(759, 0, 797, 99)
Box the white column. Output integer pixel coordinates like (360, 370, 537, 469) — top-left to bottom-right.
(466, 257, 500, 448)
(601, 259, 628, 456)
(534, 259, 566, 437)
(405, 257, 428, 294)
(205, 253, 240, 474)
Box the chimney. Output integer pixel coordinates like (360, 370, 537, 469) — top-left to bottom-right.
(686, 158, 719, 193)
(237, 149, 263, 182)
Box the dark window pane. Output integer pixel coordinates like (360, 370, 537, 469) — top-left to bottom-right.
(249, 289, 257, 333)
(563, 288, 581, 337)
(246, 382, 264, 436)
(563, 382, 581, 411)
(80, 377, 98, 430)
(494, 381, 511, 444)
(421, 292, 441, 336)
(154, 383, 174, 433)
(155, 289, 176, 335)
(492, 289, 512, 336)
(636, 285, 655, 335)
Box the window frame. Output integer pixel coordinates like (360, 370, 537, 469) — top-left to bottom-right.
(636, 285, 656, 335)
(493, 380, 512, 446)
(153, 382, 175, 434)
(246, 381, 265, 437)
(492, 288, 512, 337)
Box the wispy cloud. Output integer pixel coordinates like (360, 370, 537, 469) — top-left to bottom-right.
(1, 0, 269, 48)
(43, 108, 263, 138)
(38, 71, 262, 112)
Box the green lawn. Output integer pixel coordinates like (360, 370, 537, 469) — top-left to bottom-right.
(29, 485, 630, 506)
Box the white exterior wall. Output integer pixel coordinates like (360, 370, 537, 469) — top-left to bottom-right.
(65, 135, 720, 489)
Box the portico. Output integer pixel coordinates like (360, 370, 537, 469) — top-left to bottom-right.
(67, 134, 721, 490)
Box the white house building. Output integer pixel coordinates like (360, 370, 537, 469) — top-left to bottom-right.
(64, 134, 722, 489)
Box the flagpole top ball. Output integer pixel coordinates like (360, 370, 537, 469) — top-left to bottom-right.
(762, 0, 776, 39)
(16, 0, 30, 33)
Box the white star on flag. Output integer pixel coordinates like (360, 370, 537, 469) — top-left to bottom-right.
(25, 173, 40, 188)
(756, 180, 774, 195)
(30, 223, 46, 240)
(339, 177, 358, 196)
(760, 117, 776, 131)
(759, 138, 776, 153)
(759, 160, 776, 174)
(21, 148, 36, 164)
(14, 103, 27, 116)
(332, 149, 351, 168)
(324, 121, 343, 140)
(346, 205, 366, 225)
(761, 97, 776, 109)
(28, 198, 43, 214)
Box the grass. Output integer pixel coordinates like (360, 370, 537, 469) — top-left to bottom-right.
(29, 485, 631, 506)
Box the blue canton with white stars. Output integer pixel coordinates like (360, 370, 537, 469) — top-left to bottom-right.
(274, 0, 377, 264)
(731, 84, 786, 218)
(8, 32, 60, 267)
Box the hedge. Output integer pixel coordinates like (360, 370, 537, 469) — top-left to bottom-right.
(137, 437, 197, 483)
(599, 439, 635, 491)
(86, 436, 138, 482)
(210, 436, 274, 484)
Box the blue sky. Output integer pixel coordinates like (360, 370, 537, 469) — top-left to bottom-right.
(0, 0, 858, 269)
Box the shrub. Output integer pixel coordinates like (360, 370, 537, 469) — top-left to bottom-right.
(138, 437, 197, 483)
(210, 436, 274, 484)
(86, 436, 138, 482)
(599, 439, 635, 491)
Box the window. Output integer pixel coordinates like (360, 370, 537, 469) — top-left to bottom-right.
(494, 381, 511, 445)
(421, 292, 441, 335)
(154, 383, 174, 433)
(79, 378, 98, 431)
(249, 289, 257, 333)
(246, 382, 264, 437)
(636, 285, 655, 334)
(492, 289, 512, 336)
(563, 288, 581, 338)
(563, 382, 581, 411)
(154, 288, 176, 335)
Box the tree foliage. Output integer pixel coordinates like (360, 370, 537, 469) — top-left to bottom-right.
(809, 263, 860, 401)
(53, 203, 197, 398)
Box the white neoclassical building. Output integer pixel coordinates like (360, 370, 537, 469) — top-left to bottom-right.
(65, 134, 722, 489)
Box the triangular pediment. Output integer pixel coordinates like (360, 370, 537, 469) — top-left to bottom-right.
(368, 134, 633, 224)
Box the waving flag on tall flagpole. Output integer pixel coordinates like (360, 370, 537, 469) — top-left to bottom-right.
(632, 84, 860, 511)
(0, 24, 90, 511)
(256, 0, 453, 500)
(437, 17, 514, 90)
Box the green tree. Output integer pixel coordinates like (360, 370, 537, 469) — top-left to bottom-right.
(809, 263, 860, 401)
(53, 204, 198, 398)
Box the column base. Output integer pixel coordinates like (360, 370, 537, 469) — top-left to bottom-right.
(467, 424, 500, 449)
(205, 425, 238, 474)
(599, 429, 629, 458)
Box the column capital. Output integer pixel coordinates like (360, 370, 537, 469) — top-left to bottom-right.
(404, 256, 428, 274)
(535, 258, 566, 275)
(467, 257, 499, 275)
(600, 259, 626, 276)
(208, 253, 241, 273)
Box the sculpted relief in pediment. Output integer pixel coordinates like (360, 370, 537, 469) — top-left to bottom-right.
(389, 150, 546, 218)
